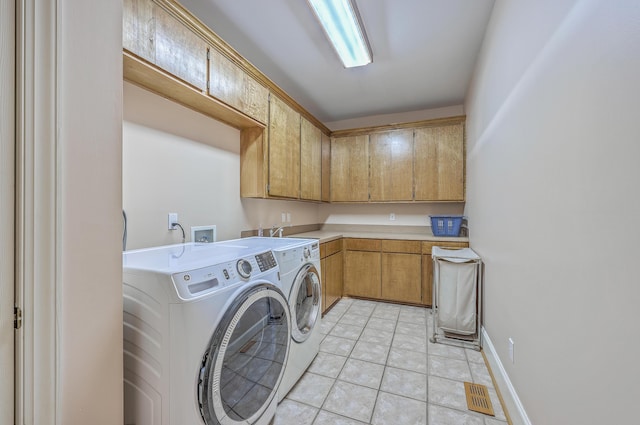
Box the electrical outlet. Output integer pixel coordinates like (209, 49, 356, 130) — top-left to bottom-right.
(168, 213, 178, 230)
(286, 212, 291, 223)
(508, 338, 515, 363)
(281, 212, 286, 223)
(389, 213, 396, 221)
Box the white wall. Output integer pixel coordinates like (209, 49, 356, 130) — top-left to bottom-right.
(123, 82, 319, 250)
(465, 1, 640, 424)
(319, 203, 464, 227)
(57, 0, 123, 423)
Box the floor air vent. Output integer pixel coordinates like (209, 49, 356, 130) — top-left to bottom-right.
(464, 382, 495, 416)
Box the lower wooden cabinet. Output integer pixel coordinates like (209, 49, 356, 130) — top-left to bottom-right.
(421, 241, 469, 306)
(344, 238, 422, 304)
(320, 239, 343, 313)
(344, 250, 381, 299)
(380, 240, 421, 303)
(342, 238, 471, 306)
(323, 237, 469, 308)
(381, 252, 421, 303)
(324, 250, 343, 311)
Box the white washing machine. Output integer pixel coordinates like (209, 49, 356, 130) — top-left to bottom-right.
(234, 237, 322, 400)
(123, 242, 291, 425)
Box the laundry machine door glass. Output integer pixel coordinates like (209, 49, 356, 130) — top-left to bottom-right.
(199, 284, 290, 425)
(291, 265, 321, 343)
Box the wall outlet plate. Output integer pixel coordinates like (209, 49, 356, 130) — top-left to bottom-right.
(168, 213, 178, 230)
(389, 213, 396, 221)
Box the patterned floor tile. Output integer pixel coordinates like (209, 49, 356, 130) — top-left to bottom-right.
(323, 381, 378, 423)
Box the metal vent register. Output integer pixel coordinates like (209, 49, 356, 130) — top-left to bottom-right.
(464, 382, 494, 416)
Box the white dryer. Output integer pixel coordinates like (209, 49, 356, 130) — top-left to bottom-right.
(235, 237, 322, 400)
(272, 239, 322, 400)
(123, 242, 291, 425)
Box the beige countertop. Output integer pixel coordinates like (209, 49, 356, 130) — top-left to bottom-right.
(288, 224, 469, 244)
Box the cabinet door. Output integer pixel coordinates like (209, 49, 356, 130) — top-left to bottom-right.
(300, 118, 322, 201)
(330, 135, 369, 202)
(381, 253, 421, 303)
(154, 5, 207, 90)
(208, 47, 268, 124)
(123, 0, 155, 62)
(325, 251, 344, 311)
(321, 133, 331, 202)
(321, 256, 327, 313)
(344, 251, 381, 299)
(422, 255, 434, 306)
(268, 96, 300, 198)
(414, 123, 465, 201)
(369, 129, 414, 201)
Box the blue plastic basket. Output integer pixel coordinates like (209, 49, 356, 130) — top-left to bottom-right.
(430, 215, 464, 237)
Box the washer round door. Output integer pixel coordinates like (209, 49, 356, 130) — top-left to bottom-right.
(290, 264, 321, 343)
(198, 283, 291, 425)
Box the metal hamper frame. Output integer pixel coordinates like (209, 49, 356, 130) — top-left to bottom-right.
(430, 247, 483, 351)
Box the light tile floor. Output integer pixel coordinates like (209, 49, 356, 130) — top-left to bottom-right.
(275, 298, 509, 425)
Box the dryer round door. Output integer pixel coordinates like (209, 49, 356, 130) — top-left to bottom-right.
(198, 283, 291, 425)
(290, 264, 321, 343)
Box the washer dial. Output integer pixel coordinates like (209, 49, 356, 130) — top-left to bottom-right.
(236, 259, 252, 278)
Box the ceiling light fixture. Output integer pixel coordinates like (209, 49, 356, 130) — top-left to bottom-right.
(307, 0, 372, 68)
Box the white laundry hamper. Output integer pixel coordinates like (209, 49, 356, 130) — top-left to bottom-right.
(430, 247, 483, 350)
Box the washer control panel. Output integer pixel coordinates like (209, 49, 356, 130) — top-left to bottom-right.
(172, 251, 278, 299)
(255, 251, 277, 272)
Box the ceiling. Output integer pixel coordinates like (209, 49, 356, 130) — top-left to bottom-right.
(178, 0, 496, 124)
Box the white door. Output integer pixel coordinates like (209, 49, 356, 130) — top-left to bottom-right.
(0, 1, 15, 424)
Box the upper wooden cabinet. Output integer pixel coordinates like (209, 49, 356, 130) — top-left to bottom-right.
(123, 0, 464, 204)
(300, 118, 322, 201)
(123, 0, 207, 91)
(268, 96, 301, 199)
(123, 0, 266, 129)
(240, 108, 331, 201)
(208, 47, 269, 124)
(330, 118, 465, 203)
(331, 135, 370, 202)
(369, 129, 414, 201)
(154, 5, 208, 91)
(321, 133, 331, 202)
(123, 0, 155, 63)
(414, 122, 465, 201)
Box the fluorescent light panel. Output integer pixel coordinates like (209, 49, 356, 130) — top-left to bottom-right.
(307, 0, 372, 68)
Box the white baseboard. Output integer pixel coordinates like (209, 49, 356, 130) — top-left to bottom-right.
(482, 327, 532, 425)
